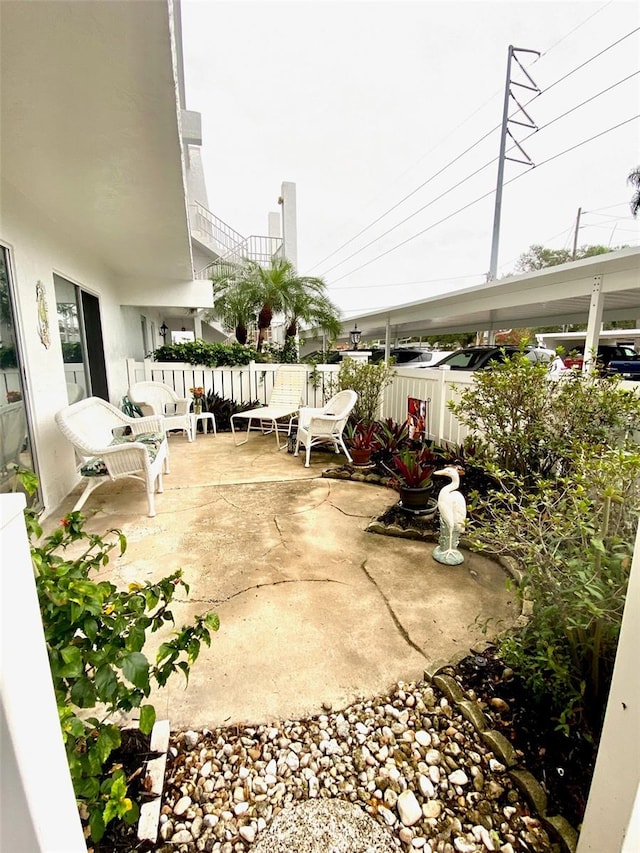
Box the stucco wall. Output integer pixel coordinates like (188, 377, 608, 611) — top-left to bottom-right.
(0, 182, 149, 516)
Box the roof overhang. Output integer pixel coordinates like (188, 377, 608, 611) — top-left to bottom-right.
(331, 248, 640, 341)
(0, 0, 194, 281)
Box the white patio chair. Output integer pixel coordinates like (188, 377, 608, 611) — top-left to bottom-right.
(55, 396, 169, 517)
(294, 389, 358, 467)
(231, 365, 307, 449)
(128, 381, 194, 441)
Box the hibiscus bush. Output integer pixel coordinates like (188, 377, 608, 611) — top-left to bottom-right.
(26, 501, 219, 844)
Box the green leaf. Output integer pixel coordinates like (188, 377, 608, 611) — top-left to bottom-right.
(95, 664, 118, 702)
(89, 807, 105, 842)
(83, 616, 99, 642)
(205, 611, 220, 631)
(59, 645, 83, 677)
(70, 676, 97, 708)
(139, 704, 156, 736)
(121, 651, 150, 692)
(590, 537, 606, 554)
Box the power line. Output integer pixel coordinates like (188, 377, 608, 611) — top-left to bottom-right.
(537, 0, 614, 58)
(328, 115, 640, 286)
(311, 27, 640, 278)
(328, 274, 482, 292)
(321, 71, 638, 279)
(541, 26, 639, 98)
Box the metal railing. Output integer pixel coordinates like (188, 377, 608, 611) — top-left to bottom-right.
(195, 234, 284, 280)
(190, 202, 245, 257)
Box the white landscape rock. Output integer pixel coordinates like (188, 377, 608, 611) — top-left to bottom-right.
(397, 789, 422, 826)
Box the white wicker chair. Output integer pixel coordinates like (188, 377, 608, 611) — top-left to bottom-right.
(55, 397, 169, 517)
(128, 381, 194, 441)
(294, 389, 358, 467)
(231, 365, 308, 449)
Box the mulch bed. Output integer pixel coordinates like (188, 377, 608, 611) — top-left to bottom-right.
(451, 646, 597, 831)
(90, 729, 159, 853)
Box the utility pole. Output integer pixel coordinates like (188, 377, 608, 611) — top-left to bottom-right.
(572, 207, 582, 260)
(488, 45, 540, 283)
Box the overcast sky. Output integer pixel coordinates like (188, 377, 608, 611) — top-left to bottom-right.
(181, 0, 640, 317)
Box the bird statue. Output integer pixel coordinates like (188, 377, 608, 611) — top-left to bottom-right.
(433, 465, 467, 565)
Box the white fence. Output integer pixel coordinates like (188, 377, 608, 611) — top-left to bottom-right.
(125, 360, 473, 447)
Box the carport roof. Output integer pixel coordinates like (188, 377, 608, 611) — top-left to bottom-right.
(336, 247, 640, 341)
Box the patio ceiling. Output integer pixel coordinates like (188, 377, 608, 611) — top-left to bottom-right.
(335, 247, 640, 341)
(0, 0, 193, 282)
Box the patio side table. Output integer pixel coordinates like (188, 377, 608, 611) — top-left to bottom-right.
(191, 411, 216, 438)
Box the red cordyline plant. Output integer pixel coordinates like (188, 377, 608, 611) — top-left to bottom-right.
(347, 420, 379, 450)
(389, 446, 438, 488)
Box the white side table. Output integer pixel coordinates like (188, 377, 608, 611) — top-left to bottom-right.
(191, 412, 217, 439)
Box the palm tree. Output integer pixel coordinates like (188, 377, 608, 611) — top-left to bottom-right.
(208, 261, 259, 345)
(210, 256, 340, 352)
(628, 166, 640, 218)
(284, 290, 341, 341)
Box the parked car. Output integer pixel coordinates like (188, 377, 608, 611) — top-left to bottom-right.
(561, 344, 638, 371)
(434, 345, 554, 371)
(370, 348, 450, 365)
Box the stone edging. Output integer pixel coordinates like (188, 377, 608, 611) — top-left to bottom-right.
(138, 719, 171, 844)
(422, 662, 579, 853)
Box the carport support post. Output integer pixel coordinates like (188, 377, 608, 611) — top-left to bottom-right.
(583, 275, 603, 374)
(384, 317, 391, 363)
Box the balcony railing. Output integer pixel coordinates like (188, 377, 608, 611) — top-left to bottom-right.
(195, 235, 284, 281)
(190, 202, 245, 257)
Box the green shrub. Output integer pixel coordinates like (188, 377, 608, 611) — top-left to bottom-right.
(327, 358, 395, 426)
(152, 340, 264, 367)
(203, 391, 261, 432)
(26, 502, 218, 843)
(0, 343, 17, 368)
(451, 353, 640, 736)
(61, 341, 83, 363)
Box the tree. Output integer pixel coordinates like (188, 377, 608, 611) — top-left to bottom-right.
(210, 256, 340, 352)
(515, 243, 613, 274)
(210, 282, 255, 345)
(628, 166, 640, 217)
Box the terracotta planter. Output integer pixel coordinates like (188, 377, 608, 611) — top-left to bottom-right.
(350, 447, 373, 466)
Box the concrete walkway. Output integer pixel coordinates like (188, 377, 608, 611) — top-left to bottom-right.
(52, 429, 517, 730)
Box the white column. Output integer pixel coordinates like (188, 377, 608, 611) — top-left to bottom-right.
(268, 211, 281, 239)
(280, 181, 298, 268)
(577, 521, 640, 852)
(1, 495, 86, 852)
(583, 275, 604, 374)
(384, 318, 391, 363)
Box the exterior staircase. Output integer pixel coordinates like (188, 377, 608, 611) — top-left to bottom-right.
(190, 201, 283, 280)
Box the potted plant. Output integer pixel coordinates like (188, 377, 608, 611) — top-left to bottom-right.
(346, 420, 379, 466)
(190, 386, 205, 415)
(387, 446, 438, 513)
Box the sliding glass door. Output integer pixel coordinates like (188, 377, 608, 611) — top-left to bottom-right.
(54, 274, 108, 402)
(0, 246, 38, 502)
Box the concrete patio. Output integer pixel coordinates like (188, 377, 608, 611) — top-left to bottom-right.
(50, 427, 518, 730)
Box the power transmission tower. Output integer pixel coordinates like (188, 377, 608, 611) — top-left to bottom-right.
(488, 45, 540, 284)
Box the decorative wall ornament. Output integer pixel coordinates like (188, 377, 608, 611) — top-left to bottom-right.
(36, 280, 51, 349)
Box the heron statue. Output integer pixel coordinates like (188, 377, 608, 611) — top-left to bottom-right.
(433, 465, 467, 565)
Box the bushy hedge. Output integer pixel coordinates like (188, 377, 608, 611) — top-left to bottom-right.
(152, 340, 265, 367)
(450, 352, 640, 736)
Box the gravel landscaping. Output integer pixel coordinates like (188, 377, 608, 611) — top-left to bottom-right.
(155, 675, 560, 853)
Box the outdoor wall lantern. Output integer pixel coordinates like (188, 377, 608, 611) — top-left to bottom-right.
(160, 322, 169, 342)
(349, 323, 361, 350)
